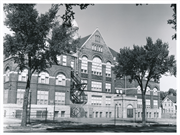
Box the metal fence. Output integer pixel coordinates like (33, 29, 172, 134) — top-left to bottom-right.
(4, 104, 164, 125)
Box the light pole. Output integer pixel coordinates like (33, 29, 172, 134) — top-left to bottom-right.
(114, 104, 117, 125)
(120, 90, 123, 119)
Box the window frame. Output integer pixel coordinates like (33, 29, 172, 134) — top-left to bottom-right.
(56, 73, 66, 86)
(38, 71, 49, 84)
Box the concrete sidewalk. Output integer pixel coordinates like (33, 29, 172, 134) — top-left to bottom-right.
(3, 117, 176, 128)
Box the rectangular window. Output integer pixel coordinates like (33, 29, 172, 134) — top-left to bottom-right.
(96, 112, 98, 118)
(36, 110, 47, 118)
(91, 96, 102, 106)
(100, 112, 102, 118)
(71, 61, 74, 69)
(109, 112, 111, 118)
(105, 83, 111, 93)
(55, 92, 65, 105)
(62, 55, 67, 66)
(106, 65, 111, 77)
(154, 100, 158, 108)
(137, 99, 142, 108)
(149, 112, 151, 118)
(106, 112, 108, 118)
(105, 97, 111, 106)
(37, 91, 48, 105)
(154, 112, 156, 118)
(91, 81, 102, 92)
(17, 89, 25, 104)
(92, 62, 102, 75)
(81, 80, 87, 90)
(146, 99, 150, 108)
(81, 58, 88, 73)
(57, 55, 67, 65)
(61, 111, 65, 117)
(4, 89, 9, 104)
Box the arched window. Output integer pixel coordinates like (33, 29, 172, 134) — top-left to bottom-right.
(137, 86, 141, 94)
(81, 56, 88, 73)
(38, 71, 49, 84)
(106, 62, 111, 77)
(18, 69, 28, 82)
(56, 73, 66, 86)
(146, 86, 150, 95)
(92, 57, 102, 76)
(5, 67, 10, 82)
(127, 104, 133, 109)
(153, 88, 158, 95)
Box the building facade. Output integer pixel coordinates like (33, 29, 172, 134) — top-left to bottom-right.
(161, 95, 176, 118)
(3, 28, 161, 119)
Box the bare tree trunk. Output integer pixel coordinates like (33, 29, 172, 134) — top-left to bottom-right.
(142, 92, 146, 125)
(21, 69, 32, 127)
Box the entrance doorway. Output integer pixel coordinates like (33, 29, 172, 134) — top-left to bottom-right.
(127, 104, 133, 118)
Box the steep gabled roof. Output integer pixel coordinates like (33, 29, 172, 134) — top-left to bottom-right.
(79, 34, 91, 47)
(162, 95, 176, 103)
(78, 33, 119, 59)
(108, 47, 119, 58)
(167, 95, 176, 103)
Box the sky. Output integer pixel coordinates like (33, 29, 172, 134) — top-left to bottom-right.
(3, 2, 177, 92)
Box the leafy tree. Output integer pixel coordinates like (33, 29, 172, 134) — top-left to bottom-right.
(113, 37, 176, 125)
(168, 88, 176, 96)
(160, 91, 168, 100)
(167, 4, 176, 40)
(3, 4, 91, 127)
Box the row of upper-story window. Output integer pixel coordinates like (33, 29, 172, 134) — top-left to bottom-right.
(137, 99, 158, 108)
(4, 89, 66, 105)
(4, 55, 112, 80)
(4, 88, 113, 106)
(137, 86, 158, 95)
(4, 68, 67, 86)
(81, 56, 112, 77)
(4, 68, 112, 93)
(163, 101, 174, 107)
(115, 86, 159, 96)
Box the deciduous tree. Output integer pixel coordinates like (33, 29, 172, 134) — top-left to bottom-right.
(113, 37, 176, 125)
(3, 4, 91, 127)
(167, 4, 176, 40)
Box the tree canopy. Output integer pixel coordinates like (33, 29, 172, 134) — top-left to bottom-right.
(113, 37, 176, 125)
(167, 4, 176, 40)
(3, 4, 92, 127)
(114, 37, 176, 85)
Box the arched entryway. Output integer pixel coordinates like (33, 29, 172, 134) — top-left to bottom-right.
(127, 104, 133, 118)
